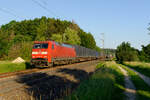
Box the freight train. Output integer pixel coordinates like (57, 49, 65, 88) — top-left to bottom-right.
(31, 40, 102, 67)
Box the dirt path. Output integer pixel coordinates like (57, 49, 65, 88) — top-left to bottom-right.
(127, 67, 150, 86)
(118, 66, 136, 100)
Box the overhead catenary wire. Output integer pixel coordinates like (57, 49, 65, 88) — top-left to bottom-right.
(31, 0, 70, 20)
(40, 0, 47, 5)
(0, 8, 21, 19)
(31, 0, 59, 18)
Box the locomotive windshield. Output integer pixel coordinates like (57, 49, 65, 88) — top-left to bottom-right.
(33, 43, 48, 49)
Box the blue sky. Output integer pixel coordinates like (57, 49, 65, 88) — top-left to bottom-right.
(0, 0, 150, 50)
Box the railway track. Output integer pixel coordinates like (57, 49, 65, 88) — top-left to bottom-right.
(0, 68, 39, 79)
(0, 61, 84, 80)
(0, 60, 99, 100)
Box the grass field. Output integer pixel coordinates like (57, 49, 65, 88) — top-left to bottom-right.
(65, 61, 125, 100)
(124, 62, 150, 77)
(121, 64, 150, 100)
(0, 61, 31, 74)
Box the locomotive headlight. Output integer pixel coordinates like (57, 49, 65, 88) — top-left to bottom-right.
(41, 52, 48, 54)
(32, 52, 38, 54)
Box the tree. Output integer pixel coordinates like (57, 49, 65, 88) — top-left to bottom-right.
(86, 33, 96, 49)
(79, 32, 96, 49)
(0, 30, 12, 59)
(35, 17, 48, 41)
(7, 42, 33, 60)
(139, 44, 150, 62)
(116, 42, 139, 63)
(94, 46, 101, 52)
(0, 34, 8, 58)
(50, 34, 63, 43)
(63, 28, 81, 45)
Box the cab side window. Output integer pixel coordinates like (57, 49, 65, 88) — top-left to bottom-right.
(52, 44, 54, 49)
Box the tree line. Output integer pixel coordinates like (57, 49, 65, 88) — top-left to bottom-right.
(0, 16, 100, 60)
(116, 42, 150, 63)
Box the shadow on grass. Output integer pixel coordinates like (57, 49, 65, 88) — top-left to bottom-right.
(57, 68, 89, 82)
(15, 68, 90, 100)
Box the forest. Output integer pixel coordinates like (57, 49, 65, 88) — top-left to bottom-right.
(0, 16, 100, 60)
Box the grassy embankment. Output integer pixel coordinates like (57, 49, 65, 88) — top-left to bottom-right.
(0, 61, 31, 74)
(65, 61, 125, 100)
(123, 62, 150, 77)
(120, 64, 150, 100)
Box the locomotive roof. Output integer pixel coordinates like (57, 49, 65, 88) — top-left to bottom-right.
(34, 41, 74, 48)
(34, 41, 50, 43)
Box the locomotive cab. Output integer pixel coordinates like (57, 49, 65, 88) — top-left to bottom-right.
(31, 41, 53, 67)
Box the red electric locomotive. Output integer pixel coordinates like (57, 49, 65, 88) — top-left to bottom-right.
(31, 41, 76, 67)
(31, 40, 101, 67)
